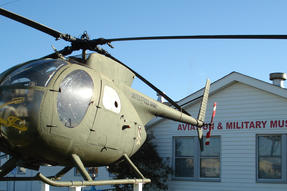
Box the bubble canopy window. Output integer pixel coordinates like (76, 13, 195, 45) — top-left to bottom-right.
(57, 70, 94, 128)
(1, 59, 67, 87)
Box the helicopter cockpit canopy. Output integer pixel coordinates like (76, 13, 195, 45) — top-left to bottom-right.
(1, 59, 67, 87)
(0, 59, 68, 145)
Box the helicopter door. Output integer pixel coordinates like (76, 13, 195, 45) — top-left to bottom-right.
(48, 69, 100, 140)
(87, 82, 122, 151)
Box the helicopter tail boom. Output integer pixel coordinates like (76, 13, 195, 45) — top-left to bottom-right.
(130, 79, 210, 128)
(154, 79, 210, 127)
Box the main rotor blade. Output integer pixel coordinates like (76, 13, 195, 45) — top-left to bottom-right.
(103, 34, 287, 43)
(0, 7, 72, 41)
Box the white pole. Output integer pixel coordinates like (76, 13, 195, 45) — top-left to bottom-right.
(41, 183, 50, 191)
(133, 183, 143, 191)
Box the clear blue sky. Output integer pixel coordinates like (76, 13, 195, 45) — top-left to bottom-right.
(1, 0, 287, 101)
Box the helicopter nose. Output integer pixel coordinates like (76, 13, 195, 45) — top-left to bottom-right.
(0, 59, 67, 147)
(0, 88, 42, 147)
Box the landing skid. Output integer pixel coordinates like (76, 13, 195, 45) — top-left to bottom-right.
(39, 172, 150, 187)
(0, 154, 151, 189)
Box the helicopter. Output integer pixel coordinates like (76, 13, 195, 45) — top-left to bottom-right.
(0, 7, 286, 187)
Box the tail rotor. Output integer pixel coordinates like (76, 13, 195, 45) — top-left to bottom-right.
(205, 102, 217, 146)
(197, 79, 210, 151)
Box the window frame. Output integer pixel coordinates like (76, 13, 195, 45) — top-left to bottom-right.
(173, 136, 196, 178)
(256, 134, 287, 183)
(173, 136, 221, 182)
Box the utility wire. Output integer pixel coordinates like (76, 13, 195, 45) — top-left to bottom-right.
(0, 0, 21, 7)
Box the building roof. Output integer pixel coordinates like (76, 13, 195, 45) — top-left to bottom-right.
(148, 71, 287, 126)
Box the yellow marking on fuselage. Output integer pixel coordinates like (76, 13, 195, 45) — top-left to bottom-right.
(0, 116, 28, 131)
(0, 97, 25, 109)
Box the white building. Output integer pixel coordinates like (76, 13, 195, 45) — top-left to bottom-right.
(148, 72, 287, 191)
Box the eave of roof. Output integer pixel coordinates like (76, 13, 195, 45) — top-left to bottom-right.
(147, 71, 287, 127)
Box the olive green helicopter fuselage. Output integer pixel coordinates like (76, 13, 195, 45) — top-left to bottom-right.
(0, 53, 204, 170)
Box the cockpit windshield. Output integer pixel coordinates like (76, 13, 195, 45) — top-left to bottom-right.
(1, 59, 67, 87)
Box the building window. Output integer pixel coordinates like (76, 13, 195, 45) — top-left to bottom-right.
(173, 136, 220, 180)
(200, 137, 220, 178)
(174, 137, 195, 177)
(257, 135, 287, 182)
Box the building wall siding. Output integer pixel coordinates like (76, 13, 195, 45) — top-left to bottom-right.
(150, 82, 287, 191)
